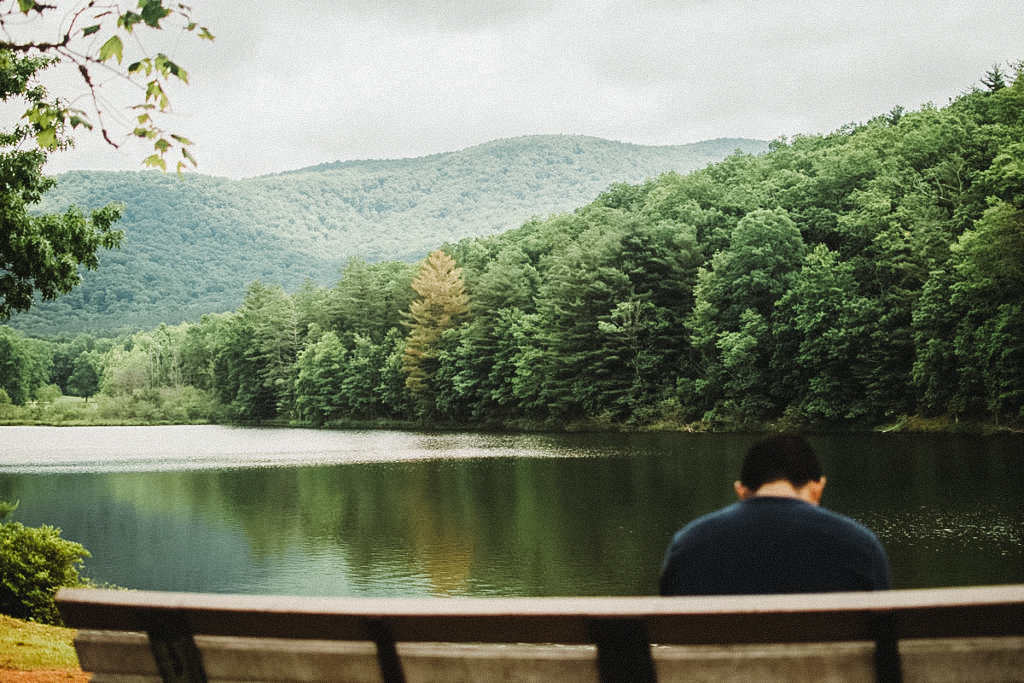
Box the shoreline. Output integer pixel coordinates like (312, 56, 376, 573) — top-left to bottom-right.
(1, 414, 1020, 435)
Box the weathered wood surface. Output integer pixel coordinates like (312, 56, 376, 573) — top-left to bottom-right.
(57, 585, 1024, 683)
(73, 632, 1024, 683)
(57, 585, 1024, 644)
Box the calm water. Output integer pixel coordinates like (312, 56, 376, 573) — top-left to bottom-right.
(0, 426, 1021, 596)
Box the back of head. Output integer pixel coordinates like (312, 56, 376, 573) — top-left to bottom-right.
(741, 434, 822, 491)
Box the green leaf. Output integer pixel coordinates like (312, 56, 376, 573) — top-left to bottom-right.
(181, 147, 197, 166)
(143, 154, 167, 171)
(99, 36, 123, 64)
(36, 127, 57, 149)
(139, 0, 172, 28)
(154, 138, 170, 153)
(17, 0, 35, 13)
(118, 11, 143, 31)
(68, 115, 93, 130)
(145, 81, 169, 109)
(83, 25, 102, 36)
(166, 60, 187, 83)
(170, 134, 193, 146)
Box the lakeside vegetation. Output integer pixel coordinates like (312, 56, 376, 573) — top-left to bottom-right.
(0, 501, 90, 629)
(2, 66, 1023, 433)
(0, 614, 81, 672)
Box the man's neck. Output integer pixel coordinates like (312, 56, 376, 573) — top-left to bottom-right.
(752, 480, 805, 499)
(734, 477, 826, 505)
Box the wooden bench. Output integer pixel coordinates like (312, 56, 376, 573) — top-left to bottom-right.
(56, 585, 1024, 683)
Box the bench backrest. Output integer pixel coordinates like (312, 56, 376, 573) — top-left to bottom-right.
(56, 585, 1024, 683)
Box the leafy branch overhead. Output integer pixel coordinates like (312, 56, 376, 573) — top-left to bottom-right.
(0, 0, 213, 172)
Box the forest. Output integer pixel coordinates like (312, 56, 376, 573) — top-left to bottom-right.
(11, 136, 763, 336)
(2, 66, 1022, 431)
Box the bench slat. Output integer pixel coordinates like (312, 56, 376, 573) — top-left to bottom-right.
(57, 586, 1024, 645)
(73, 633, 1024, 683)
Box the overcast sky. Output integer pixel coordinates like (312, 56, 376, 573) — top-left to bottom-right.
(34, 0, 1024, 179)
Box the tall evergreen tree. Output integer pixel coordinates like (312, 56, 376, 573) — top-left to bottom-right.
(214, 282, 298, 421)
(401, 250, 470, 417)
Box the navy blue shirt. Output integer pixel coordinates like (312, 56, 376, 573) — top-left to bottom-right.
(659, 496, 891, 595)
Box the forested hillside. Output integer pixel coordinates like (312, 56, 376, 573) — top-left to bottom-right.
(4, 67, 1022, 431)
(10, 135, 764, 335)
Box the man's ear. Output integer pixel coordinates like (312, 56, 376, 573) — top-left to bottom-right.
(734, 480, 755, 500)
(804, 477, 826, 505)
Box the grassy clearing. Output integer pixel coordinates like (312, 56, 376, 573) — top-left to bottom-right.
(0, 616, 79, 671)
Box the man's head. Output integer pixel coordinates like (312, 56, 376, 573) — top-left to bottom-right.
(734, 434, 825, 504)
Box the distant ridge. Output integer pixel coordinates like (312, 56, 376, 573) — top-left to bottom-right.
(290, 135, 763, 175)
(14, 135, 767, 335)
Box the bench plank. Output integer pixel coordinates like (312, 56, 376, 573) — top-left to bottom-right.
(74, 633, 1024, 683)
(57, 586, 1024, 644)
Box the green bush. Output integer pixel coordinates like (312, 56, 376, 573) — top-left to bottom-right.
(0, 502, 91, 625)
(96, 386, 222, 423)
(34, 384, 63, 404)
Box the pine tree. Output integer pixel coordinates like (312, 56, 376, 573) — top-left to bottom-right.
(401, 250, 470, 416)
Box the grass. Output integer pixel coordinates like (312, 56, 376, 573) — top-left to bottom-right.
(0, 616, 79, 671)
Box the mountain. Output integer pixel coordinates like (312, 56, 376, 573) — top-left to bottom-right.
(13, 135, 767, 335)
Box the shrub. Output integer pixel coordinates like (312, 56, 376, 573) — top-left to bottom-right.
(0, 502, 91, 625)
(95, 386, 222, 423)
(34, 384, 62, 404)
(0, 389, 16, 420)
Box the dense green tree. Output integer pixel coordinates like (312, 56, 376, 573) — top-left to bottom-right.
(294, 328, 406, 424)
(532, 210, 633, 419)
(66, 350, 102, 400)
(214, 282, 299, 421)
(179, 314, 233, 391)
(432, 246, 540, 421)
(0, 50, 124, 319)
(330, 258, 417, 342)
(100, 324, 187, 396)
(774, 245, 873, 420)
(614, 218, 702, 409)
(294, 331, 348, 425)
(292, 280, 334, 343)
(949, 199, 1024, 420)
(0, 325, 51, 404)
(686, 208, 805, 423)
(49, 333, 96, 393)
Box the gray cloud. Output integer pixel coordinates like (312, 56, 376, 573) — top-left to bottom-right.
(312, 0, 551, 30)
(40, 0, 1024, 178)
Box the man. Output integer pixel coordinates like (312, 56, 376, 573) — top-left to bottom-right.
(659, 433, 891, 595)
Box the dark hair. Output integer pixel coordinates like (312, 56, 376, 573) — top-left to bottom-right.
(740, 434, 822, 491)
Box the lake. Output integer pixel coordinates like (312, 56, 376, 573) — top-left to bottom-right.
(0, 426, 1021, 596)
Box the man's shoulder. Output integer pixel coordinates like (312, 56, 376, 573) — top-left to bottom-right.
(673, 498, 881, 545)
(790, 500, 880, 538)
(672, 501, 746, 537)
